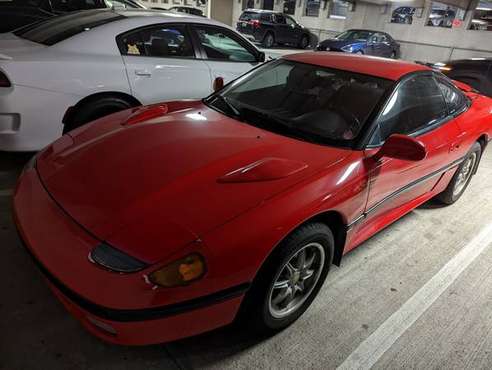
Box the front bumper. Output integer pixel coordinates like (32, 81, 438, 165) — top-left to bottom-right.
(13, 168, 247, 345)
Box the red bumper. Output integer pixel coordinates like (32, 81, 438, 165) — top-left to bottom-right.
(13, 167, 246, 345)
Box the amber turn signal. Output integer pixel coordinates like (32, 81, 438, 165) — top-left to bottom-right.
(148, 254, 206, 287)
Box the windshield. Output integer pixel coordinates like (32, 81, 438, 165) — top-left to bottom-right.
(334, 30, 372, 41)
(14, 10, 124, 45)
(204, 60, 392, 147)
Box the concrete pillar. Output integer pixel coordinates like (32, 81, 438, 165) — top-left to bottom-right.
(208, 0, 234, 25)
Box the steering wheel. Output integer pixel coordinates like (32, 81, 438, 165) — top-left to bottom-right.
(329, 105, 361, 139)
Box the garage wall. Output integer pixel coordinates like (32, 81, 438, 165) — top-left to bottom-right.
(229, 0, 492, 63)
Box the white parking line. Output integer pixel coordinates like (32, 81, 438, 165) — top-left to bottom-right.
(0, 189, 13, 197)
(337, 223, 492, 370)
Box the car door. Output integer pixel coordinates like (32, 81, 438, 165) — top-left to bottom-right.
(285, 15, 302, 45)
(361, 73, 462, 225)
(273, 13, 289, 43)
(118, 24, 213, 104)
(190, 24, 262, 84)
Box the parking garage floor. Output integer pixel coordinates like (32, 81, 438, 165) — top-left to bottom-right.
(2, 146, 492, 370)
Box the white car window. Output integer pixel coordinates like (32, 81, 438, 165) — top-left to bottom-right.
(119, 25, 194, 58)
(194, 26, 256, 63)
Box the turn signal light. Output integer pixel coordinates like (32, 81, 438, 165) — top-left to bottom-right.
(148, 254, 206, 287)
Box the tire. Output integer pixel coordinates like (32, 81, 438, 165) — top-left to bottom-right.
(262, 32, 275, 48)
(436, 142, 482, 205)
(63, 96, 137, 134)
(390, 51, 397, 59)
(298, 35, 309, 49)
(238, 222, 334, 334)
(355, 50, 364, 55)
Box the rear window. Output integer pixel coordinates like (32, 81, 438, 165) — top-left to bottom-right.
(13, 10, 124, 46)
(239, 11, 260, 21)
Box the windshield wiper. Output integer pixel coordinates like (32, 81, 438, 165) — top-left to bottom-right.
(213, 95, 243, 119)
(242, 108, 318, 144)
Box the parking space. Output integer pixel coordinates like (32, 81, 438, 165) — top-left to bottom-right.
(1, 146, 492, 369)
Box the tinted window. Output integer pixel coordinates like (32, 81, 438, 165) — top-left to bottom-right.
(206, 60, 392, 146)
(275, 14, 286, 24)
(14, 10, 123, 45)
(119, 25, 193, 58)
(371, 75, 447, 145)
(194, 26, 256, 62)
(436, 76, 468, 114)
(239, 11, 259, 21)
(335, 30, 372, 41)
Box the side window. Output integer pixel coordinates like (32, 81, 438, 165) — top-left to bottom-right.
(370, 75, 448, 145)
(194, 26, 257, 62)
(286, 16, 296, 26)
(119, 25, 194, 58)
(275, 14, 286, 24)
(436, 76, 468, 115)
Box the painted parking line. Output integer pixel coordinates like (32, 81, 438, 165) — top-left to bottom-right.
(337, 223, 492, 370)
(0, 189, 13, 197)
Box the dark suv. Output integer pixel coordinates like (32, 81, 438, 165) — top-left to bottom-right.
(237, 9, 310, 49)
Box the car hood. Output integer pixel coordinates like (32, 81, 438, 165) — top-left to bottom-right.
(36, 101, 350, 263)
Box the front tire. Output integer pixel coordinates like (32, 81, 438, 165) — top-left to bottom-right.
(437, 142, 482, 205)
(298, 35, 309, 49)
(238, 223, 334, 334)
(63, 96, 137, 134)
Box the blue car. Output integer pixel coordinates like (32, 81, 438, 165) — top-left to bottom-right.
(316, 29, 400, 59)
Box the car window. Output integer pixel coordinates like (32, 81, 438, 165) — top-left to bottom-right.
(239, 11, 259, 21)
(194, 26, 256, 62)
(286, 16, 296, 25)
(370, 75, 448, 145)
(13, 10, 123, 45)
(275, 14, 286, 24)
(119, 25, 194, 58)
(435, 76, 468, 115)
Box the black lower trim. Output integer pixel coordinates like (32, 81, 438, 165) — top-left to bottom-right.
(17, 229, 250, 322)
(348, 156, 465, 229)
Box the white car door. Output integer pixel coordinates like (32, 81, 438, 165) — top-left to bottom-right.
(190, 25, 263, 85)
(119, 24, 213, 104)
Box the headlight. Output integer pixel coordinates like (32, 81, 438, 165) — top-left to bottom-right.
(341, 45, 354, 52)
(89, 243, 148, 273)
(148, 253, 206, 287)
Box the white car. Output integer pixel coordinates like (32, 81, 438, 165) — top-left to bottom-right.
(0, 9, 266, 151)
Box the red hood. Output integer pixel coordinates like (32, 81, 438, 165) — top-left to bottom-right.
(37, 101, 350, 263)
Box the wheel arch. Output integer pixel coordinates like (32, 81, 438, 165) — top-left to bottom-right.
(477, 134, 489, 152)
(62, 91, 141, 125)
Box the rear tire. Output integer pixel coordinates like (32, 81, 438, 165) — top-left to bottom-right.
(262, 32, 275, 48)
(63, 96, 137, 134)
(237, 222, 334, 335)
(436, 142, 482, 205)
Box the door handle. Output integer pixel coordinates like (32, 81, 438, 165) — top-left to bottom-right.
(135, 69, 152, 77)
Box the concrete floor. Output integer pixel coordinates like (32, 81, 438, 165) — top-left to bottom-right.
(2, 145, 492, 369)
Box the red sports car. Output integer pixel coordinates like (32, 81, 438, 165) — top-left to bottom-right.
(14, 53, 492, 345)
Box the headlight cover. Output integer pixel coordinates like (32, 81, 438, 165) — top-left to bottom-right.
(148, 253, 206, 287)
(89, 243, 148, 273)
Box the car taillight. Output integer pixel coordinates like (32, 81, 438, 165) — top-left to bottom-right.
(0, 71, 11, 87)
(249, 19, 261, 28)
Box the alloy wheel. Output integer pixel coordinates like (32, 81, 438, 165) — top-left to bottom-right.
(453, 153, 477, 197)
(268, 242, 325, 319)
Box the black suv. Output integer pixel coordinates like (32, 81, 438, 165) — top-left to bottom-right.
(431, 58, 492, 97)
(237, 9, 310, 49)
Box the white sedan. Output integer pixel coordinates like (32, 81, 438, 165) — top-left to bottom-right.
(0, 9, 266, 151)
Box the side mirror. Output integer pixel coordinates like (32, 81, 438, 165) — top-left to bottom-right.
(258, 51, 266, 62)
(373, 134, 427, 162)
(213, 76, 224, 92)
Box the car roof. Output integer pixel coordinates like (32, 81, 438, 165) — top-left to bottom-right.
(284, 52, 430, 81)
(242, 8, 278, 14)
